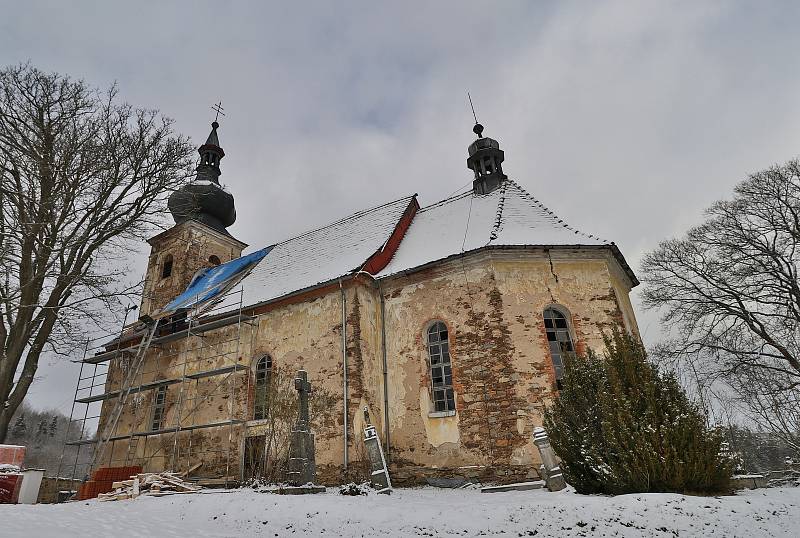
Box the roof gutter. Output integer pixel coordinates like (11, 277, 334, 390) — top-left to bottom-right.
(339, 277, 348, 473)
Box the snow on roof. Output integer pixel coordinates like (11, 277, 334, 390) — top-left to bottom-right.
(378, 180, 609, 277)
(239, 195, 415, 306)
(224, 180, 631, 310)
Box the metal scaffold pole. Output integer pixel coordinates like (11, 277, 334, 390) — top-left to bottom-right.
(61, 285, 256, 491)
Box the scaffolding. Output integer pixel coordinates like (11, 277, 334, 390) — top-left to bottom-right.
(57, 286, 256, 493)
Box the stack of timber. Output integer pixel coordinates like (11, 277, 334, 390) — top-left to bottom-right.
(97, 471, 201, 501)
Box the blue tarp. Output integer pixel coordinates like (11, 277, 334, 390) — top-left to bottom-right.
(159, 246, 272, 316)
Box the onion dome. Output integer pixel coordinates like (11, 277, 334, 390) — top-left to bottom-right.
(168, 121, 236, 234)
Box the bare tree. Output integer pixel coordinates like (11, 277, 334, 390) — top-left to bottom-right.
(0, 64, 194, 441)
(641, 159, 800, 455)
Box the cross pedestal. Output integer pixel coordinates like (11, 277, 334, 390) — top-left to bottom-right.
(286, 370, 320, 490)
(532, 427, 566, 491)
(362, 407, 392, 494)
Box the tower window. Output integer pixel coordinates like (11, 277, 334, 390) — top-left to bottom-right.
(161, 254, 173, 279)
(543, 307, 574, 389)
(483, 156, 494, 174)
(151, 385, 167, 431)
(209, 255, 221, 266)
(427, 321, 455, 413)
(253, 355, 272, 420)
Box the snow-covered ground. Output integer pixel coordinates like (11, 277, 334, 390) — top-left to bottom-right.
(2, 486, 799, 537)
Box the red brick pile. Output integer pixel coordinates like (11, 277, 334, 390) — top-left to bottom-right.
(77, 466, 142, 500)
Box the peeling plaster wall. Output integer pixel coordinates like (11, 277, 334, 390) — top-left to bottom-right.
(246, 287, 350, 483)
(140, 221, 245, 317)
(379, 248, 637, 484)
(101, 322, 254, 477)
(99, 246, 638, 486)
(101, 283, 375, 485)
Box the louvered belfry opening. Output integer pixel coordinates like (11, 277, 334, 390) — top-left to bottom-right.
(466, 123, 508, 195)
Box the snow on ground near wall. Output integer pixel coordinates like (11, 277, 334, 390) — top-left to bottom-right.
(2, 486, 799, 537)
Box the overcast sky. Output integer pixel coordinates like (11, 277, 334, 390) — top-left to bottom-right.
(4, 1, 800, 412)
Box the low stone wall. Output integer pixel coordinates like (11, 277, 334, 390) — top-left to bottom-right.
(731, 474, 768, 490)
(390, 460, 539, 487)
(766, 466, 800, 487)
(304, 460, 540, 488)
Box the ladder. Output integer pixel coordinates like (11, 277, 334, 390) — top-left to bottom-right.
(123, 437, 140, 468)
(87, 318, 160, 473)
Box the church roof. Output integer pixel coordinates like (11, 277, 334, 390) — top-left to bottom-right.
(378, 179, 618, 278)
(233, 179, 634, 311)
(238, 195, 417, 307)
(165, 179, 635, 316)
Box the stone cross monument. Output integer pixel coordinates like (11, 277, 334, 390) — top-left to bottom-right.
(287, 370, 317, 486)
(532, 427, 566, 491)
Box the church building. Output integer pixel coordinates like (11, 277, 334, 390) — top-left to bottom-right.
(91, 119, 639, 486)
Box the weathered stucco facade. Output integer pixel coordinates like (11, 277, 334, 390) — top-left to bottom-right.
(100, 245, 637, 485)
(375, 247, 637, 483)
(140, 220, 246, 317)
(92, 122, 640, 486)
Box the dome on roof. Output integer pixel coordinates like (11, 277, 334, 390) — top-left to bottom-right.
(168, 182, 236, 233)
(168, 121, 236, 234)
(466, 126, 506, 195)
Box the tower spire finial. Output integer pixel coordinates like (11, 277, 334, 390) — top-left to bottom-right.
(468, 92, 483, 138)
(465, 95, 506, 195)
(167, 110, 236, 233)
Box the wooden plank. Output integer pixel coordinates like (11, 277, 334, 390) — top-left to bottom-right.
(179, 462, 203, 477)
(480, 481, 545, 494)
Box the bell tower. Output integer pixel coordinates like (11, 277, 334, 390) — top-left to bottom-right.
(467, 123, 508, 195)
(140, 119, 247, 317)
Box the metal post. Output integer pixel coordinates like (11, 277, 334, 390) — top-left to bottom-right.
(224, 288, 244, 487)
(170, 293, 198, 470)
(339, 279, 348, 473)
(56, 338, 89, 499)
(72, 343, 96, 482)
(378, 282, 391, 459)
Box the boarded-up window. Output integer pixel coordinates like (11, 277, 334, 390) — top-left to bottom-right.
(253, 355, 272, 420)
(427, 321, 455, 413)
(543, 307, 574, 388)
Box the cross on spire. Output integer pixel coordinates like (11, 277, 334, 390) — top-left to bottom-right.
(211, 101, 225, 123)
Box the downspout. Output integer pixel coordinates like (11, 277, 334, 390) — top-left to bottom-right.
(339, 278, 348, 472)
(377, 280, 391, 459)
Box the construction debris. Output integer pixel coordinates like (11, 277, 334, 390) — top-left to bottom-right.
(97, 471, 201, 501)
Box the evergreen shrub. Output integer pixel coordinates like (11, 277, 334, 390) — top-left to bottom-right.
(543, 329, 732, 495)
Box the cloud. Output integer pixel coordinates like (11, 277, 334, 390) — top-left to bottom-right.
(4, 0, 800, 409)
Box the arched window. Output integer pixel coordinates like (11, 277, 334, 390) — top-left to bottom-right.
(161, 254, 173, 279)
(543, 307, 574, 388)
(208, 255, 221, 266)
(253, 355, 272, 420)
(427, 321, 455, 413)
